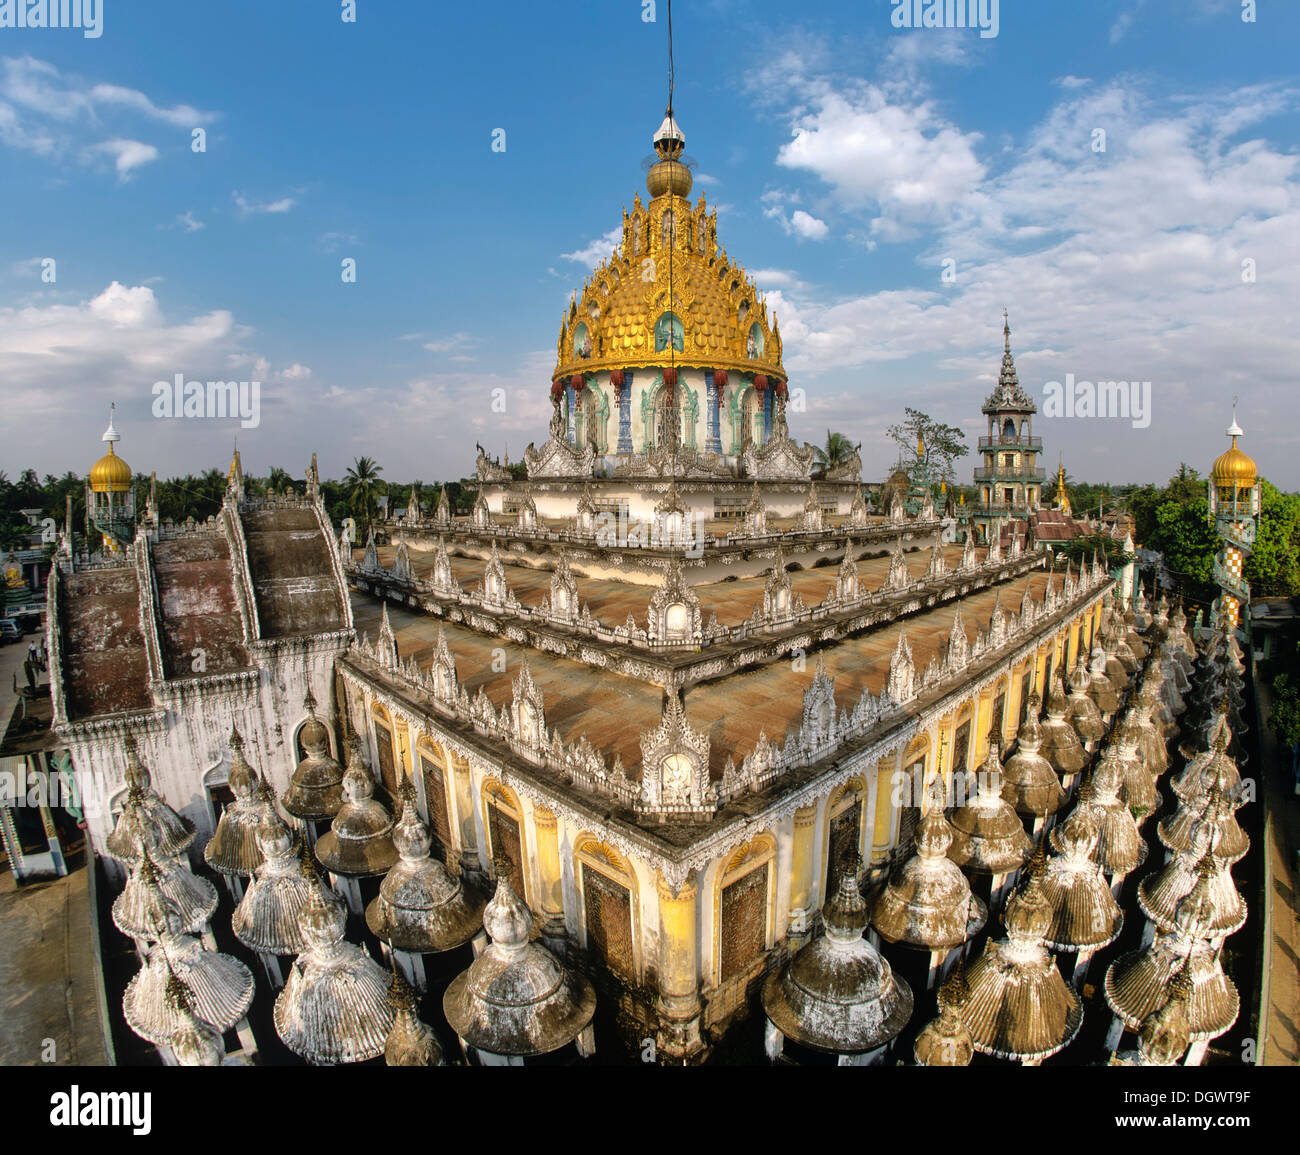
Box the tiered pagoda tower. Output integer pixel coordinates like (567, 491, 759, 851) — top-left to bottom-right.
(970, 313, 1043, 545)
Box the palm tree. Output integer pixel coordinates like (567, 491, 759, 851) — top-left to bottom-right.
(266, 466, 294, 495)
(344, 456, 385, 539)
(812, 430, 857, 470)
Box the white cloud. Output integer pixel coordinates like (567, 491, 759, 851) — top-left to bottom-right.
(561, 227, 622, 269)
(423, 332, 476, 354)
(0, 56, 217, 177)
(88, 138, 158, 178)
(789, 209, 829, 241)
(1109, 0, 1146, 44)
(177, 211, 205, 233)
(775, 86, 985, 241)
(278, 363, 312, 380)
(758, 76, 1300, 487)
(749, 268, 807, 290)
(233, 191, 296, 216)
(1056, 75, 1091, 89)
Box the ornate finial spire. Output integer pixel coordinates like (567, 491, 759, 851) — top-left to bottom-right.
(1226, 396, 1243, 441)
(103, 401, 120, 444)
(1003, 308, 1011, 353)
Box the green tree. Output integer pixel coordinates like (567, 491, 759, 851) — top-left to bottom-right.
(885, 408, 968, 488)
(344, 456, 385, 539)
(1244, 479, 1300, 598)
(1149, 494, 1218, 587)
(266, 466, 295, 495)
(812, 430, 859, 471)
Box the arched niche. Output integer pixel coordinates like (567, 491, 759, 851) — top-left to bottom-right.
(711, 834, 776, 987)
(482, 778, 529, 906)
(414, 735, 454, 854)
(369, 700, 399, 793)
(574, 835, 642, 983)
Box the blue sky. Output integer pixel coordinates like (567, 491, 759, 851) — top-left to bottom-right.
(1, 0, 1297, 490)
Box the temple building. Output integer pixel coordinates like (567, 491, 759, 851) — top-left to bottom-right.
(41, 88, 1257, 1069)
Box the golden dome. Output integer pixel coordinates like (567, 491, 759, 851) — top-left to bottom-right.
(553, 114, 785, 386)
(1211, 437, 1256, 488)
(90, 443, 133, 492)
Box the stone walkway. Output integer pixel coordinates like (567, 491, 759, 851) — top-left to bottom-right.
(1255, 679, 1300, 1066)
(0, 857, 110, 1065)
(0, 623, 110, 1066)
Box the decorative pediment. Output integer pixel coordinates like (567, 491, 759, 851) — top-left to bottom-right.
(430, 625, 458, 703)
(434, 485, 452, 527)
(886, 542, 910, 591)
(408, 488, 423, 525)
(947, 609, 969, 669)
(375, 602, 399, 670)
(961, 531, 977, 570)
(889, 494, 906, 524)
(926, 543, 946, 580)
(887, 629, 915, 702)
(647, 558, 702, 644)
(762, 550, 793, 618)
(430, 536, 459, 596)
(523, 434, 597, 480)
(653, 478, 690, 546)
(834, 550, 861, 601)
(509, 660, 547, 758)
(848, 488, 869, 527)
(800, 657, 838, 752)
(471, 489, 491, 529)
(549, 550, 579, 622)
(988, 590, 1007, 647)
(575, 482, 598, 535)
(741, 421, 816, 481)
(475, 445, 511, 483)
(392, 535, 412, 583)
(638, 694, 716, 817)
(987, 531, 1002, 563)
(362, 527, 379, 572)
(918, 492, 936, 521)
(801, 481, 823, 532)
(744, 482, 768, 536)
(517, 486, 539, 531)
(481, 542, 516, 607)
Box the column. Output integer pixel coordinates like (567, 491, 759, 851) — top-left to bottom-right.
(450, 757, 480, 881)
(655, 870, 705, 1063)
(532, 806, 567, 954)
(787, 805, 817, 944)
(871, 753, 900, 865)
(617, 372, 633, 454)
(705, 372, 721, 453)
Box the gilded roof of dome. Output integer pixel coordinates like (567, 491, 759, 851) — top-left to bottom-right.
(552, 114, 786, 386)
(1211, 437, 1256, 486)
(89, 443, 133, 493)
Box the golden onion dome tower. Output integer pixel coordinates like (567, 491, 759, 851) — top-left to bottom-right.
(87, 403, 136, 550)
(549, 107, 788, 461)
(1207, 402, 1260, 634)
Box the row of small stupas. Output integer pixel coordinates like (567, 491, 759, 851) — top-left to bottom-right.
(762, 588, 1250, 1065)
(93, 576, 1249, 1066)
